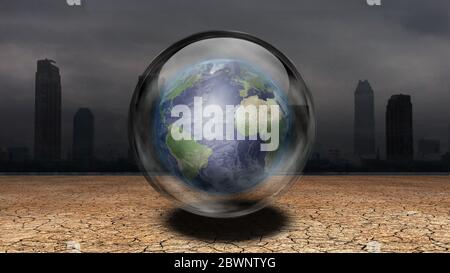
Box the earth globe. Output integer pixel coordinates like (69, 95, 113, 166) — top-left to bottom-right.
(129, 31, 315, 218)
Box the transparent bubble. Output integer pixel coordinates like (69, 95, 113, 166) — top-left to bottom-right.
(129, 31, 315, 218)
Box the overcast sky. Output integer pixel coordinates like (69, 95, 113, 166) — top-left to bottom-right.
(0, 0, 449, 159)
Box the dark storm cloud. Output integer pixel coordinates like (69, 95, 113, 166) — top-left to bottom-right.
(0, 0, 449, 158)
(383, 0, 450, 37)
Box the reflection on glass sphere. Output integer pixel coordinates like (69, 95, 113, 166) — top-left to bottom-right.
(129, 31, 315, 218)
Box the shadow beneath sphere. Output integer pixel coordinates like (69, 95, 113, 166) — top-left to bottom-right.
(165, 206, 289, 242)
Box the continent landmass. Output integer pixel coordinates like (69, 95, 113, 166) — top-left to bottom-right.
(166, 125, 213, 180)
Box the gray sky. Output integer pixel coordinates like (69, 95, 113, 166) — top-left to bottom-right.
(0, 0, 449, 159)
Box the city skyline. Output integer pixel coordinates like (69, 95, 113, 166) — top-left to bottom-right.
(0, 0, 450, 163)
(0, 57, 449, 172)
(0, 59, 449, 164)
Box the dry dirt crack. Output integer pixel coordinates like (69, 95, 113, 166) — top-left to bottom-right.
(0, 175, 449, 252)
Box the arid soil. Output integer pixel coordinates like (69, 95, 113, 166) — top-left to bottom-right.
(0, 175, 449, 253)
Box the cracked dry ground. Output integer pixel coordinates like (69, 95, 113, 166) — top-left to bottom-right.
(0, 176, 449, 253)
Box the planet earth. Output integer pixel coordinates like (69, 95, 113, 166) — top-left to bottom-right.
(153, 59, 291, 194)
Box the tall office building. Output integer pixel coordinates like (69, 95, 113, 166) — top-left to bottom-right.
(34, 59, 62, 161)
(354, 80, 375, 157)
(386, 94, 413, 161)
(72, 108, 95, 162)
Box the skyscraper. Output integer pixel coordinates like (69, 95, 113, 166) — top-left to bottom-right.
(34, 59, 62, 161)
(354, 80, 375, 157)
(72, 108, 95, 163)
(386, 94, 413, 161)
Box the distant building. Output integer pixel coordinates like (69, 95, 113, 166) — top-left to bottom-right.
(8, 147, 31, 162)
(354, 80, 375, 158)
(312, 142, 327, 160)
(0, 148, 7, 162)
(386, 94, 413, 161)
(443, 152, 450, 172)
(448, 123, 450, 153)
(34, 59, 62, 162)
(418, 139, 440, 161)
(128, 147, 136, 164)
(328, 149, 341, 162)
(72, 108, 95, 163)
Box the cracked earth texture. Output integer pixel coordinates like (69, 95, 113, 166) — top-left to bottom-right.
(0, 176, 449, 253)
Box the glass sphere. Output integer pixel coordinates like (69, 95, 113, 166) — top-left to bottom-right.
(129, 31, 315, 218)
